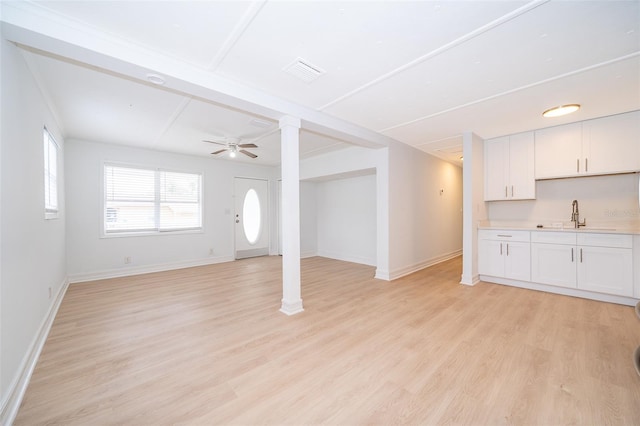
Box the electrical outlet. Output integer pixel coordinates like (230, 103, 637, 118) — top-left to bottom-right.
(124, 256, 131, 264)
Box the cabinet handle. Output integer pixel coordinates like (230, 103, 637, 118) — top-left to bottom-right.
(506, 243, 509, 256)
(500, 243, 503, 255)
(505, 186, 507, 198)
(511, 185, 514, 197)
(580, 248, 583, 263)
(576, 158, 580, 172)
(585, 158, 588, 172)
(497, 235, 512, 238)
(571, 247, 574, 262)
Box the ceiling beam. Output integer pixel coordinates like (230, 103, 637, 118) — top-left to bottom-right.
(1, 1, 393, 150)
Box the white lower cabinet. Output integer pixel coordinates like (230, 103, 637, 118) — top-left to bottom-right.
(478, 230, 530, 281)
(531, 231, 634, 297)
(531, 242, 577, 288)
(577, 244, 633, 297)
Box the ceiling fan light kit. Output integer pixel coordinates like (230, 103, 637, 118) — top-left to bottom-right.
(203, 137, 259, 159)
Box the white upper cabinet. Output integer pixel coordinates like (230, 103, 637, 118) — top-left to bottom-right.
(484, 131, 535, 201)
(534, 122, 583, 179)
(535, 110, 640, 179)
(582, 110, 640, 175)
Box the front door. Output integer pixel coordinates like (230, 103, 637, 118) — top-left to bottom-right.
(234, 177, 269, 259)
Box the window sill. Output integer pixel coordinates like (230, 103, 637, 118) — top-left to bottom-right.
(100, 228, 204, 239)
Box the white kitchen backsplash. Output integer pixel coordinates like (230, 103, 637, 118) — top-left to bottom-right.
(486, 173, 640, 230)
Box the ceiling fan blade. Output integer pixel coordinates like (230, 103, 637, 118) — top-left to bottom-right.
(203, 139, 228, 146)
(211, 149, 228, 155)
(238, 143, 258, 148)
(240, 150, 258, 159)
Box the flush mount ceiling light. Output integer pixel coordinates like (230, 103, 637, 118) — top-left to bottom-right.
(146, 73, 166, 85)
(542, 104, 580, 118)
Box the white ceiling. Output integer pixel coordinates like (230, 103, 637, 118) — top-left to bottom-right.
(2, 0, 639, 166)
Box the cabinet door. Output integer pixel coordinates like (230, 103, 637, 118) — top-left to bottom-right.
(534, 122, 582, 179)
(508, 132, 535, 200)
(582, 111, 640, 175)
(504, 241, 531, 281)
(531, 243, 576, 288)
(484, 137, 509, 201)
(478, 239, 505, 277)
(577, 246, 633, 296)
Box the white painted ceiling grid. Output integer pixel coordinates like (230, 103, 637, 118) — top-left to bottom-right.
(2, 0, 639, 166)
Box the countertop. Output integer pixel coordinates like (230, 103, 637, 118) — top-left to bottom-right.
(478, 222, 640, 235)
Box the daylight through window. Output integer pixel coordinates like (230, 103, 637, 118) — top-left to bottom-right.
(104, 164, 202, 234)
(43, 127, 58, 218)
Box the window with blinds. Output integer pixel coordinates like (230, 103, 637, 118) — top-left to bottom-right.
(104, 164, 202, 234)
(44, 127, 59, 219)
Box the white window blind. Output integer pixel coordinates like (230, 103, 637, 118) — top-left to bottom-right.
(104, 164, 202, 234)
(43, 127, 58, 217)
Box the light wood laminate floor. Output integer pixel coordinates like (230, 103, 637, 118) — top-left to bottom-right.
(15, 256, 640, 425)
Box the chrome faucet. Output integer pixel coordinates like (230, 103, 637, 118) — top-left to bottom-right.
(571, 199, 586, 228)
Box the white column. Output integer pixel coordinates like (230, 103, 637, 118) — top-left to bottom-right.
(279, 116, 304, 315)
(460, 131, 486, 286)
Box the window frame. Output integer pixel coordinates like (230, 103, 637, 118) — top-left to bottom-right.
(43, 127, 59, 220)
(102, 162, 204, 237)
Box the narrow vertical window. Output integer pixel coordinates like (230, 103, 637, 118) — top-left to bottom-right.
(43, 127, 59, 219)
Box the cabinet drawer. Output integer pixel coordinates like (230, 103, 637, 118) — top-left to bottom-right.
(577, 233, 632, 249)
(531, 231, 576, 245)
(479, 230, 530, 242)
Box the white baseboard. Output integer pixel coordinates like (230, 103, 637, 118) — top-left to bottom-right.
(460, 273, 480, 286)
(68, 255, 235, 283)
(315, 249, 376, 267)
(388, 249, 462, 281)
(375, 268, 390, 281)
(300, 250, 316, 259)
(0, 277, 69, 426)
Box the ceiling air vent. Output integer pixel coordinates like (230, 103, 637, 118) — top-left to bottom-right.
(249, 118, 272, 129)
(283, 58, 325, 83)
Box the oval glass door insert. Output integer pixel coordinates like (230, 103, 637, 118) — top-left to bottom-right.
(242, 188, 261, 244)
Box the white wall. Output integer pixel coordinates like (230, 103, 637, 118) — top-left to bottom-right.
(301, 145, 389, 276)
(1, 34, 67, 421)
(66, 139, 278, 281)
(486, 173, 640, 229)
(387, 141, 464, 279)
(316, 173, 377, 266)
(299, 181, 317, 257)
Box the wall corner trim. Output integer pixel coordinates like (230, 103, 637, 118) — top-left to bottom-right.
(460, 274, 480, 286)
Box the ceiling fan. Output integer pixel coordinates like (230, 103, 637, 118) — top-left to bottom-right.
(203, 136, 258, 159)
